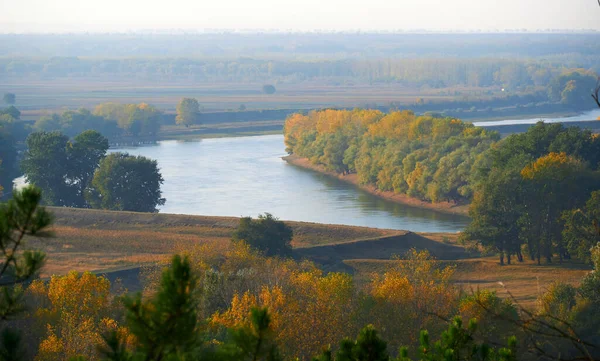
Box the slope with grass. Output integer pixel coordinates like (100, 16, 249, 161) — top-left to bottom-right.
(30, 207, 591, 306)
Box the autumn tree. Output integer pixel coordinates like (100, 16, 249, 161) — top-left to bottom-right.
(175, 98, 200, 127)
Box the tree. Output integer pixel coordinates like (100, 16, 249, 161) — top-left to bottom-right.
(262, 85, 276, 95)
(0, 186, 52, 357)
(2, 94, 15, 105)
(175, 98, 200, 127)
(21, 131, 72, 206)
(232, 213, 293, 257)
(99, 255, 199, 360)
(21, 130, 108, 207)
(86, 152, 165, 212)
(68, 130, 109, 207)
(562, 191, 600, 263)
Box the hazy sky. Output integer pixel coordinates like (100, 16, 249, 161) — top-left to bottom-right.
(0, 0, 598, 33)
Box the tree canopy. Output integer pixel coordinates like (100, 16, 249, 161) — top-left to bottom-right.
(232, 213, 293, 257)
(87, 152, 165, 212)
(175, 98, 200, 127)
(21, 130, 109, 207)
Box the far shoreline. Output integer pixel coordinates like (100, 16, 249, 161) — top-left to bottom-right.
(282, 154, 470, 217)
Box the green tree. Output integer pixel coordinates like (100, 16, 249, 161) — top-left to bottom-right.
(21, 130, 109, 207)
(100, 255, 199, 360)
(86, 152, 165, 212)
(0, 186, 52, 358)
(175, 98, 200, 127)
(68, 130, 109, 207)
(562, 191, 600, 264)
(2, 94, 15, 106)
(0, 107, 20, 120)
(21, 131, 72, 206)
(232, 213, 293, 257)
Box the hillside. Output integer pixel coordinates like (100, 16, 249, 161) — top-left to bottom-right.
(29, 207, 591, 306)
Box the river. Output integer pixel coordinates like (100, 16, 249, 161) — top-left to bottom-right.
(109, 135, 468, 232)
(16, 109, 600, 232)
(473, 109, 600, 127)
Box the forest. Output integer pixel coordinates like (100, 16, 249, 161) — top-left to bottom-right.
(284, 109, 600, 265)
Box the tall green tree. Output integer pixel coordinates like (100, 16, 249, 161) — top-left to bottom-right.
(562, 191, 600, 264)
(21, 130, 109, 207)
(21, 131, 72, 206)
(86, 152, 165, 212)
(0, 186, 52, 358)
(68, 130, 109, 207)
(175, 98, 200, 127)
(232, 213, 293, 257)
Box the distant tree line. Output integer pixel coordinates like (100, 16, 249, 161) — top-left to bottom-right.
(1, 56, 598, 96)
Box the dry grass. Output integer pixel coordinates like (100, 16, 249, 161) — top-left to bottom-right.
(31, 207, 391, 276)
(345, 258, 591, 308)
(29, 207, 592, 308)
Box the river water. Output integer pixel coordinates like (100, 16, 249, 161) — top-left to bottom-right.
(473, 109, 600, 127)
(110, 135, 468, 232)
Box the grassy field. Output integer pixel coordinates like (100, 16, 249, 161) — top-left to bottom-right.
(27, 207, 591, 307)
(9, 79, 478, 114)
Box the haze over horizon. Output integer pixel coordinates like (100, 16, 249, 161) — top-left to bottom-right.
(0, 0, 598, 33)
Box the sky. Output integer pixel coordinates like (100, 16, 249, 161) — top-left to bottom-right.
(0, 0, 598, 33)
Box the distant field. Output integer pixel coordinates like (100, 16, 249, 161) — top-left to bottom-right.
(27, 207, 591, 307)
(7, 78, 476, 114)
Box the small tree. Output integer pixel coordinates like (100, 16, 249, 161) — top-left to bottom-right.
(86, 152, 165, 212)
(2, 94, 15, 105)
(262, 85, 276, 95)
(175, 98, 200, 127)
(232, 213, 293, 257)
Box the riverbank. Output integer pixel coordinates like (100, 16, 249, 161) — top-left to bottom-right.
(282, 154, 470, 217)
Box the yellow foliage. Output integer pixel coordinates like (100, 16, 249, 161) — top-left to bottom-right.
(521, 152, 583, 180)
(32, 272, 123, 361)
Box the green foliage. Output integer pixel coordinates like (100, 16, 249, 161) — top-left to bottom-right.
(87, 152, 165, 213)
(464, 122, 600, 264)
(101, 255, 199, 360)
(0, 186, 52, 359)
(562, 191, 600, 263)
(92, 103, 162, 137)
(314, 318, 515, 361)
(21, 130, 109, 207)
(175, 98, 200, 127)
(2, 94, 15, 106)
(35, 109, 121, 139)
(232, 213, 293, 257)
(547, 70, 598, 109)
